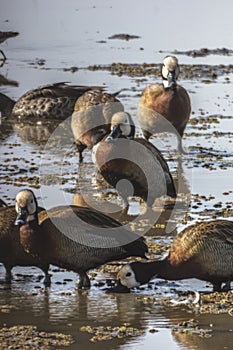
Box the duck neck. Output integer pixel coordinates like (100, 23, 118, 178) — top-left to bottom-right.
(147, 260, 170, 279)
(127, 114, 135, 139)
(27, 212, 38, 225)
(139, 259, 183, 282)
(19, 212, 41, 257)
(162, 78, 177, 91)
(132, 260, 166, 284)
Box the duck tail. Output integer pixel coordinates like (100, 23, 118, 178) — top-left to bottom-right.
(0, 92, 15, 118)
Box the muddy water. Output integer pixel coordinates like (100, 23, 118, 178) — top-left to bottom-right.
(0, 0, 233, 349)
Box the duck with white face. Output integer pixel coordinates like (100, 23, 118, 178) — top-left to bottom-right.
(92, 111, 176, 209)
(14, 189, 148, 289)
(138, 55, 191, 153)
(110, 220, 233, 293)
(0, 190, 50, 285)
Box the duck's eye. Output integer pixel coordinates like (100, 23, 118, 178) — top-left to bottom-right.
(30, 199, 33, 204)
(126, 272, 132, 277)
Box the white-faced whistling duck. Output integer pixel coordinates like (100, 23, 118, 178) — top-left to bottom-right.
(115, 220, 233, 292)
(0, 200, 50, 285)
(92, 111, 176, 209)
(138, 56, 191, 153)
(15, 189, 148, 289)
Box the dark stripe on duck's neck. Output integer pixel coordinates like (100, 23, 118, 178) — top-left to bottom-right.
(131, 260, 165, 284)
(128, 114, 135, 139)
(162, 68, 177, 90)
(162, 77, 177, 91)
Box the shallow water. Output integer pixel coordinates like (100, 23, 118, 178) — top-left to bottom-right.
(0, 0, 233, 349)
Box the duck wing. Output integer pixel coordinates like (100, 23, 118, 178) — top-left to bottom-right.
(39, 205, 148, 258)
(135, 138, 176, 198)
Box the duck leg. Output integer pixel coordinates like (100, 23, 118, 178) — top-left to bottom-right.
(43, 272, 51, 287)
(77, 272, 91, 289)
(213, 282, 222, 292)
(222, 281, 231, 292)
(38, 263, 51, 286)
(75, 142, 86, 163)
(4, 264, 12, 283)
(177, 135, 189, 155)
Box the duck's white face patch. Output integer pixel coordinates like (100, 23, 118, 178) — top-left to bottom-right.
(117, 264, 140, 288)
(111, 112, 132, 137)
(163, 56, 178, 71)
(162, 56, 180, 84)
(15, 190, 37, 221)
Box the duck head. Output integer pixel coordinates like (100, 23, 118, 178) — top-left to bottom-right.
(117, 263, 141, 289)
(15, 189, 38, 226)
(116, 261, 158, 290)
(161, 56, 180, 89)
(107, 262, 145, 293)
(105, 112, 135, 142)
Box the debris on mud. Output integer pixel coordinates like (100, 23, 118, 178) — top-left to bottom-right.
(87, 62, 233, 79)
(108, 34, 140, 41)
(196, 291, 233, 315)
(135, 290, 233, 315)
(0, 325, 74, 349)
(172, 319, 212, 338)
(80, 323, 144, 342)
(0, 305, 15, 314)
(170, 47, 233, 57)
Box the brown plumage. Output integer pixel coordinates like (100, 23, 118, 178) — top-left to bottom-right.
(92, 111, 176, 208)
(0, 204, 50, 284)
(117, 220, 233, 292)
(138, 56, 191, 152)
(0, 82, 102, 119)
(15, 189, 148, 289)
(71, 89, 124, 162)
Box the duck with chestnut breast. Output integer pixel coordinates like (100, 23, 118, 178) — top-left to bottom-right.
(0, 82, 102, 120)
(138, 56, 191, 153)
(71, 89, 124, 162)
(92, 111, 176, 208)
(115, 220, 233, 292)
(0, 200, 50, 284)
(15, 189, 148, 289)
